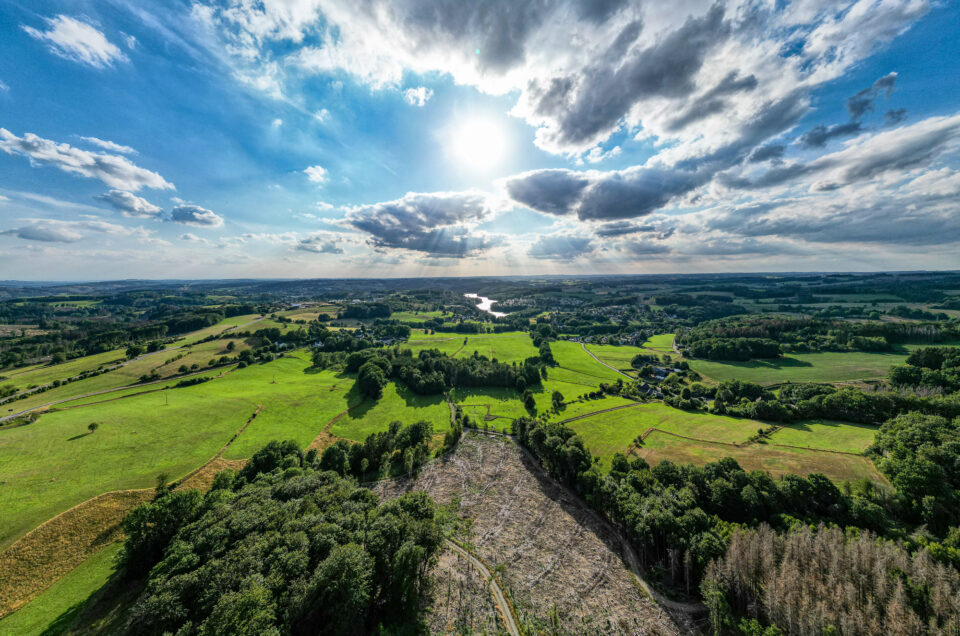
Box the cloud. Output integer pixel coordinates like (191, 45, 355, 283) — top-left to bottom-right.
(170, 204, 224, 227)
(342, 191, 502, 257)
(95, 190, 163, 218)
(617, 239, 671, 256)
(1, 218, 143, 243)
(747, 143, 786, 164)
(297, 232, 345, 254)
(528, 234, 594, 260)
(179, 232, 210, 244)
(403, 86, 433, 107)
(505, 90, 809, 220)
(304, 164, 327, 184)
(730, 113, 960, 191)
(0, 79, 8, 92)
(798, 122, 864, 148)
(78, 136, 137, 154)
(593, 221, 655, 237)
(584, 145, 621, 164)
(0, 129, 173, 191)
(22, 15, 127, 69)
(885, 108, 908, 125)
(847, 72, 897, 120)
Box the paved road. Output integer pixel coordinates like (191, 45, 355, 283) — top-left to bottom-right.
(579, 342, 636, 380)
(444, 538, 521, 636)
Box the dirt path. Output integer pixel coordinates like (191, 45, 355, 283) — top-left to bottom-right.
(557, 401, 642, 425)
(0, 365, 236, 423)
(579, 343, 635, 380)
(444, 539, 521, 636)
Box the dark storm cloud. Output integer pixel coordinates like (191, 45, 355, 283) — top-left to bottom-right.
(527, 234, 594, 259)
(503, 170, 590, 216)
(575, 0, 629, 23)
(342, 191, 502, 257)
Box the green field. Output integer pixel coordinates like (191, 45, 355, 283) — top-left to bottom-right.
(568, 402, 763, 467)
(584, 343, 644, 376)
(404, 331, 537, 364)
(769, 419, 877, 454)
(688, 350, 911, 385)
(329, 381, 450, 442)
(551, 340, 624, 384)
(0, 542, 121, 635)
(638, 432, 886, 484)
(0, 353, 356, 547)
(642, 333, 675, 352)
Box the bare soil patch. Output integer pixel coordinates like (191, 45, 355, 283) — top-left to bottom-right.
(373, 432, 680, 635)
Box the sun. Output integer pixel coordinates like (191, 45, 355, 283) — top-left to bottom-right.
(449, 117, 507, 172)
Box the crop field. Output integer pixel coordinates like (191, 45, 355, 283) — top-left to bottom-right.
(641, 333, 675, 352)
(0, 542, 121, 635)
(768, 419, 878, 454)
(688, 350, 913, 385)
(637, 433, 887, 484)
(329, 381, 450, 442)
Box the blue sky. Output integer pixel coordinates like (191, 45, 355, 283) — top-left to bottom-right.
(0, 0, 958, 279)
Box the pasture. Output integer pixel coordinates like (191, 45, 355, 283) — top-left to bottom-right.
(687, 350, 911, 385)
(641, 333, 675, 352)
(329, 381, 450, 442)
(637, 433, 887, 485)
(0, 543, 121, 634)
(768, 419, 877, 454)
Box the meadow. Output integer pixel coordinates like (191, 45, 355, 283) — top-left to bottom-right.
(641, 333, 675, 352)
(637, 433, 886, 484)
(0, 353, 357, 547)
(0, 542, 121, 635)
(687, 350, 912, 385)
(768, 419, 878, 454)
(329, 381, 451, 442)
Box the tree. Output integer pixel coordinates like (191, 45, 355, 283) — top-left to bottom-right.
(87, 422, 99, 434)
(226, 340, 236, 351)
(357, 361, 387, 399)
(126, 344, 144, 359)
(551, 390, 564, 409)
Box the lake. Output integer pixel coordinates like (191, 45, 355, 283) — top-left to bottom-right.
(464, 293, 508, 318)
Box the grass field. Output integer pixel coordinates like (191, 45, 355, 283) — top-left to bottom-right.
(330, 381, 450, 442)
(769, 419, 878, 453)
(0, 543, 121, 635)
(404, 331, 538, 363)
(0, 353, 354, 547)
(584, 343, 644, 376)
(688, 350, 911, 385)
(552, 340, 624, 384)
(642, 334, 675, 352)
(637, 432, 886, 484)
(568, 402, 763, 467)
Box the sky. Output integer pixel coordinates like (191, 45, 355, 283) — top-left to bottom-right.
(0, 0, 958, 280)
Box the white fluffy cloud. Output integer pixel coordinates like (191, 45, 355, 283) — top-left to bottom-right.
(403, 86, 433, 107)
(342, 191, 503, 257)
(169, 204, 224, 227)
(1, 218, 146, 243)
(0, 129, 173, 191)
(23, 15, 127, 69)
(303, 165, 327, 184)
(79, 136, 137, 154)
(95, 190, 163, 218)
(296, 231, 346, 254)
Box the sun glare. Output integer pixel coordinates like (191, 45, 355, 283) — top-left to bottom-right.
(449, 117, 507, 171)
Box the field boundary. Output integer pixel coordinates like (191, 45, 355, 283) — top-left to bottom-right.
(580, 343, 635, 380)
(557, 401, 643, 424)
